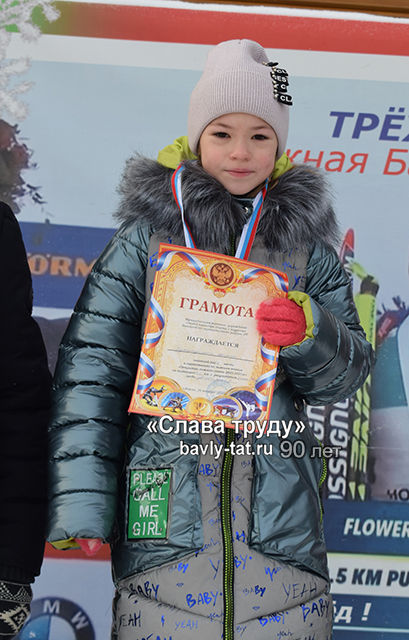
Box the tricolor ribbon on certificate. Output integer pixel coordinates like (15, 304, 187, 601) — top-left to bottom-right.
(135, 250, 285, 412)
(130, 248, 288, 424)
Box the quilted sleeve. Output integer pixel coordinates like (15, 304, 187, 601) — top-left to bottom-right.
(279, 243, 374, 406)
(47, 221, 150, 545)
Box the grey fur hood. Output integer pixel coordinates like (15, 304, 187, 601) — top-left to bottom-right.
(115, 155, 339, 255)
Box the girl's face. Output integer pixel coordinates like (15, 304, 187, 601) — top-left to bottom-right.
(199, 113, 278, 195)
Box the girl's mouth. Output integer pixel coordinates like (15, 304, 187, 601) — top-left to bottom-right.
(226, 169, 253, 177)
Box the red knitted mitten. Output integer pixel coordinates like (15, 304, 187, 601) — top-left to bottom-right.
(256, 297, 306, 346)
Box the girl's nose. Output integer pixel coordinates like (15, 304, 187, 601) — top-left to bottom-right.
(230, 139, 250, 160)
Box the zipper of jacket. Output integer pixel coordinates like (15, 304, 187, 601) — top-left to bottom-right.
(318, 441, 328, 522)
(220, 233, 240, 640)
(221, 421, 235, 640)
(313, 437, 328, 522)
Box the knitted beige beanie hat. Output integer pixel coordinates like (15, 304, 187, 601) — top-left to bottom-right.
(187, 39, 291, 158)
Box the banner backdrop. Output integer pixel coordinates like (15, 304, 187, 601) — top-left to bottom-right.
(6, 1, 409, 637)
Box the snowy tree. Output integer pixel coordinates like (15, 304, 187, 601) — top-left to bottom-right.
(0, 1, 58, 211)
(0, 0, 59, 120)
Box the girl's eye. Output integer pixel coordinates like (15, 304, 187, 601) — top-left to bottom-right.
(213, 131, 229, 138)
(253, 134, 268, 140)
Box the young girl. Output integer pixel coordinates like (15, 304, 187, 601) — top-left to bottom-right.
(48, 40, 372, 640)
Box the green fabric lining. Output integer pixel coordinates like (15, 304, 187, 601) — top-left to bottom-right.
(50, 537, 79, 550)
(287, 290, 315, 345)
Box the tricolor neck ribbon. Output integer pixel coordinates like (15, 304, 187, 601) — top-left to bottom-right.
(171, 163, 196, 249)
(171, 163, 268, 260)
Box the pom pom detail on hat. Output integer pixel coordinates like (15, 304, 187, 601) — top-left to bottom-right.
(188, 39, 291, 157)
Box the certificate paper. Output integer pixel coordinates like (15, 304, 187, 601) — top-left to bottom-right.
(129, 244, 288, 426)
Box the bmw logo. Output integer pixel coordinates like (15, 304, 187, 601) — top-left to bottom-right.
(17, 597, 95, 639)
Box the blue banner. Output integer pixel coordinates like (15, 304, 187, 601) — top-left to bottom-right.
(21, 221, 114, 308)
(333, 594, 409, 637)
(324, 501, 409, 555)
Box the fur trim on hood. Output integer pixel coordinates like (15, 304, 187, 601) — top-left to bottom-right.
(115, 156, 340, 255)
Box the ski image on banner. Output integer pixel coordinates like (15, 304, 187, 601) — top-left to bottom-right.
(307, 229, 378, 501)
(346, 259, 378, 500)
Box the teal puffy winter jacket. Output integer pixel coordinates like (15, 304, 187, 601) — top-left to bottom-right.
(48, 159, 372, 640)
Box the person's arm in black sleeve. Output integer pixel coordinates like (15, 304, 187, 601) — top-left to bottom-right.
(0, 202, 51, 638)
